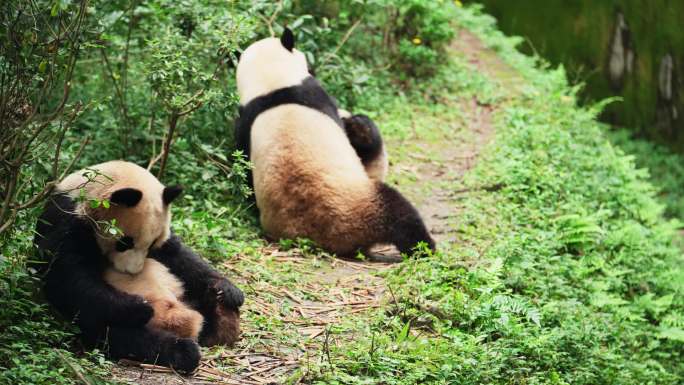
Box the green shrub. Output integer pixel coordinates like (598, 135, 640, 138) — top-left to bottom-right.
(609, 129, 684, 220)
(271, 0, 459, 104)
(390, 0, 456, 77)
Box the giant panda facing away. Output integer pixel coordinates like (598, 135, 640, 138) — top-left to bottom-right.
(34, 161, 244, 373)
(234, 29, 435, 257)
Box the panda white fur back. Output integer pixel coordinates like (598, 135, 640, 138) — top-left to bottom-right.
(252, 105, 375, 242)
(236, 30, 435, 256)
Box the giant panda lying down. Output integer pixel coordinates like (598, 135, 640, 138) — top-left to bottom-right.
(234, 28, 435, 257)
(34, 161, 244, 373)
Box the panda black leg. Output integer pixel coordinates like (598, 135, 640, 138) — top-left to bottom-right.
(153, 235, 244, 312)
(198, 307, 219, 345)
(199, 307, 241, 347)
(97, 326, 201, 374)
(152, 235, 244, 347)
(376, 183, 435, 256)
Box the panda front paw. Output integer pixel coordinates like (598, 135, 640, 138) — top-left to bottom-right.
(211, 279, 244, 311)
(109, 297, 154, 327)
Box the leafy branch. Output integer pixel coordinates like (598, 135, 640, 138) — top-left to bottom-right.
(0, 0, 91, 235)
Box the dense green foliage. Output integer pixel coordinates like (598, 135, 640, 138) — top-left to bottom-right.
(609, 129, 684, 221)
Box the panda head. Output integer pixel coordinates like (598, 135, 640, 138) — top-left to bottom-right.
(236, 28, 309, 104)
(58, 161, 183, 274)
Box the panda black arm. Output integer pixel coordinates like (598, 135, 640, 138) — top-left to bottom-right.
(152, 235, 244, 312)
(234, 107, 251, 158)
(342, 114, 384, 164)
(34, 194, 153, 329)
(43, 254, 154, 329)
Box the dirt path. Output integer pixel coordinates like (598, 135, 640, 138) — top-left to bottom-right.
(113, 29, 519, 385)
(394, 29, 522, 246)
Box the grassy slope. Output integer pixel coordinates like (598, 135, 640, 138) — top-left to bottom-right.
(307, 6, 684, 385)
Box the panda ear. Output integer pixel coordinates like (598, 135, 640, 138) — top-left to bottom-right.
(281, 27, 295, 52)
(225, 49, 241, 68)
(110, 188, 143, 207)
(163, 185, 183, 205)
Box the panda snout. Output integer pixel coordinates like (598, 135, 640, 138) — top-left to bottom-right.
(111, 251, 146, 274)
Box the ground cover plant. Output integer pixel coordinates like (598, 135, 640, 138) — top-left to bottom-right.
(609, 130, 684, 221)
(1, 1, 683, 384)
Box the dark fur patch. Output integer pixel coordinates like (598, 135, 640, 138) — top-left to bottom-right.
(115, 236, 134, 252)
(281, 27, 295, 51)
(234, 76, 342, 160)
(110, 188, 142, 207)
(33, 193, 109, 275)
(95, 327, 201, 374)
(163, 185, 183, 205)
(342, 114, 384, 163)
(200, 307, 241, 347)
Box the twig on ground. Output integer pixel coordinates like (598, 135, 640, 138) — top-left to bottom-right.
(451, 182, 504, 195)
(322, 326, 333, 370)
(57, 351, 92, 385)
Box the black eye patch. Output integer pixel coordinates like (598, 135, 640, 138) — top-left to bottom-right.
(115, 236, 134, 252)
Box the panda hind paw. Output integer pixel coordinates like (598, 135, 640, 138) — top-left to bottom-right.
(212, 279, 244, 310)
(164, 338, 201, 374)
